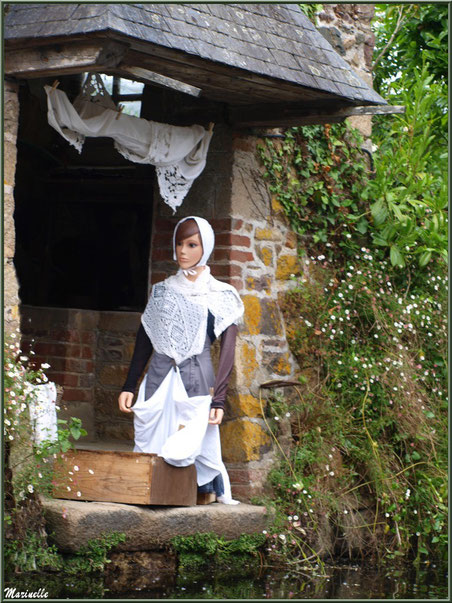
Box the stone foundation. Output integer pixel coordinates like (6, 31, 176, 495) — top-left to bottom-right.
(41, 496, 271, 553)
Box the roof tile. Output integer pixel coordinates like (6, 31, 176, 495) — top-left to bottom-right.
(4, 2, 386, 105)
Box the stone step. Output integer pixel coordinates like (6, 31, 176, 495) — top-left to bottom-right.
(40, 496, 272, 553)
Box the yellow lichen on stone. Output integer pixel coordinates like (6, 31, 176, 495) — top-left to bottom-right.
(257, 246, 273, 267)
(255, 227, 276, 241)
(229, 393, 262, 418)
(271, 196, 283, 213)
(275, 354, 292, 375)
(11, 305, 19, 321)
(242, 295, 262, 335)
(220, 419, 270, 462)
(276, 254, 301, 280)
(236, 341, 259, 387)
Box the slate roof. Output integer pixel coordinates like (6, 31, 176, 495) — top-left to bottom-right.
(4, 3, 385, 106)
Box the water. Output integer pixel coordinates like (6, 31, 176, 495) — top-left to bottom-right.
(5, 560, 448, 599)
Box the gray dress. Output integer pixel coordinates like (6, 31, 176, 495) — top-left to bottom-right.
(144, 334, 215, 400)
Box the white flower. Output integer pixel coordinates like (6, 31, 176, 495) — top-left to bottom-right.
(88, 469, 94, 475)
(77, 491, 82, 497)
(329, 471, 335, 476)
(405, 489, 411, 500)
(73, 465, 79, 471)
(344, 510, 349, 514)
(288, 515, 293, 521)
(293, 515, 299, 521)
(262, 530, 267, 535)
(19, 356, 29, 362)
(279, 534, 286, 542)
(385, 512, 390, 517)
(285, 412, 291, 418)
(27, 484, 34, 493)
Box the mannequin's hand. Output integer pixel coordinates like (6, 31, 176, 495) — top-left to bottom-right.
(118, 391, 134, 413)
(208, 408, 224, 425)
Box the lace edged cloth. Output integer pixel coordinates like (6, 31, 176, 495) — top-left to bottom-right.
(44, 74, 213, 212)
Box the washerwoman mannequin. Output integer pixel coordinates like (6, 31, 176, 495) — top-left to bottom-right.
(118, 216, 244, 504)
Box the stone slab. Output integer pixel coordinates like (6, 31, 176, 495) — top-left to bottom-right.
(40, 496, 272, 553)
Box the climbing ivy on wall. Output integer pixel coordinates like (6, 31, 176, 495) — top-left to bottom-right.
(258, 123, 370, 262)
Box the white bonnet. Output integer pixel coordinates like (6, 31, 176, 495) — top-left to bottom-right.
(172, 216, 215, 268)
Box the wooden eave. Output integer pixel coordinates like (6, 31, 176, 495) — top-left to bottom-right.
(5, 32, 395, 128)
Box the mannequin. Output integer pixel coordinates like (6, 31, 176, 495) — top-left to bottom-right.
(118, 216, 244, 504)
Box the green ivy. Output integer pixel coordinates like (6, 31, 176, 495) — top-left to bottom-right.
(258, 122, 370, 263)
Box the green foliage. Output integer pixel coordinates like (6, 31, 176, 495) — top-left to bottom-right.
(256, 5, 447, 562)
(5, 530, 62, 574)
(62, 531, 127, 574)
(373, 4, 448, 91)
(170, 532, 266, 573)
(298, 3, 323, 22)
(258, 122, 370, 261)
(368, 64, 448, 270)
(267, 252, 448, 562)
(4, 333, 87, 502)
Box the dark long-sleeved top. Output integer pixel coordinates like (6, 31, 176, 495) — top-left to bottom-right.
(121, 314, 237, 410)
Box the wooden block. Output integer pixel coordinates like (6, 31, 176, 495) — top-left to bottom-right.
(52, 449, 197, 506)
(197, 492, 217, 505)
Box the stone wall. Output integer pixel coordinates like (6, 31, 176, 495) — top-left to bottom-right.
(4, 80, 20, 333)
(316, 3, 375, 138)
(20, 306, 141, 442)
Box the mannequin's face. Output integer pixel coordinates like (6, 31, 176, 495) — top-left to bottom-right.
(176, 233, 203, 270)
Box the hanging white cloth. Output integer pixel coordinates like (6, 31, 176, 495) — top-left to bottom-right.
(28, 382, 58, 446)
(44, 83, 213, 212)
(132, 366, 233, 500)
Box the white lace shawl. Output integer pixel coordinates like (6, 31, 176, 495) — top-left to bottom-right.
(141, 267, 244, 365)
(44, 85, 212, 212)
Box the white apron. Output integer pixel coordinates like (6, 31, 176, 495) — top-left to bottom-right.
(132, 366, 232, 500)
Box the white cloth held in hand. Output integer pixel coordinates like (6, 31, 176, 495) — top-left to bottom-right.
(132, 366, 233, 499)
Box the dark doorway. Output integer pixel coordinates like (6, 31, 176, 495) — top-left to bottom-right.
(13, 75, 153, 311)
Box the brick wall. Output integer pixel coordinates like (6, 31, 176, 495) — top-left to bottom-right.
(20, 306, 140, 442)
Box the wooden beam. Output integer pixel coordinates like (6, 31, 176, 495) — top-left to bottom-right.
(5, 39, 129, 78)
(117, 64, 202, 97)
(120, 43, 336, 105)
(339, 105, 405, 116)
(229, 102, 401, 128)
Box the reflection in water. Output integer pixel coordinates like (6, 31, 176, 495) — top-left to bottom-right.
(5, 560, 447, 599)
